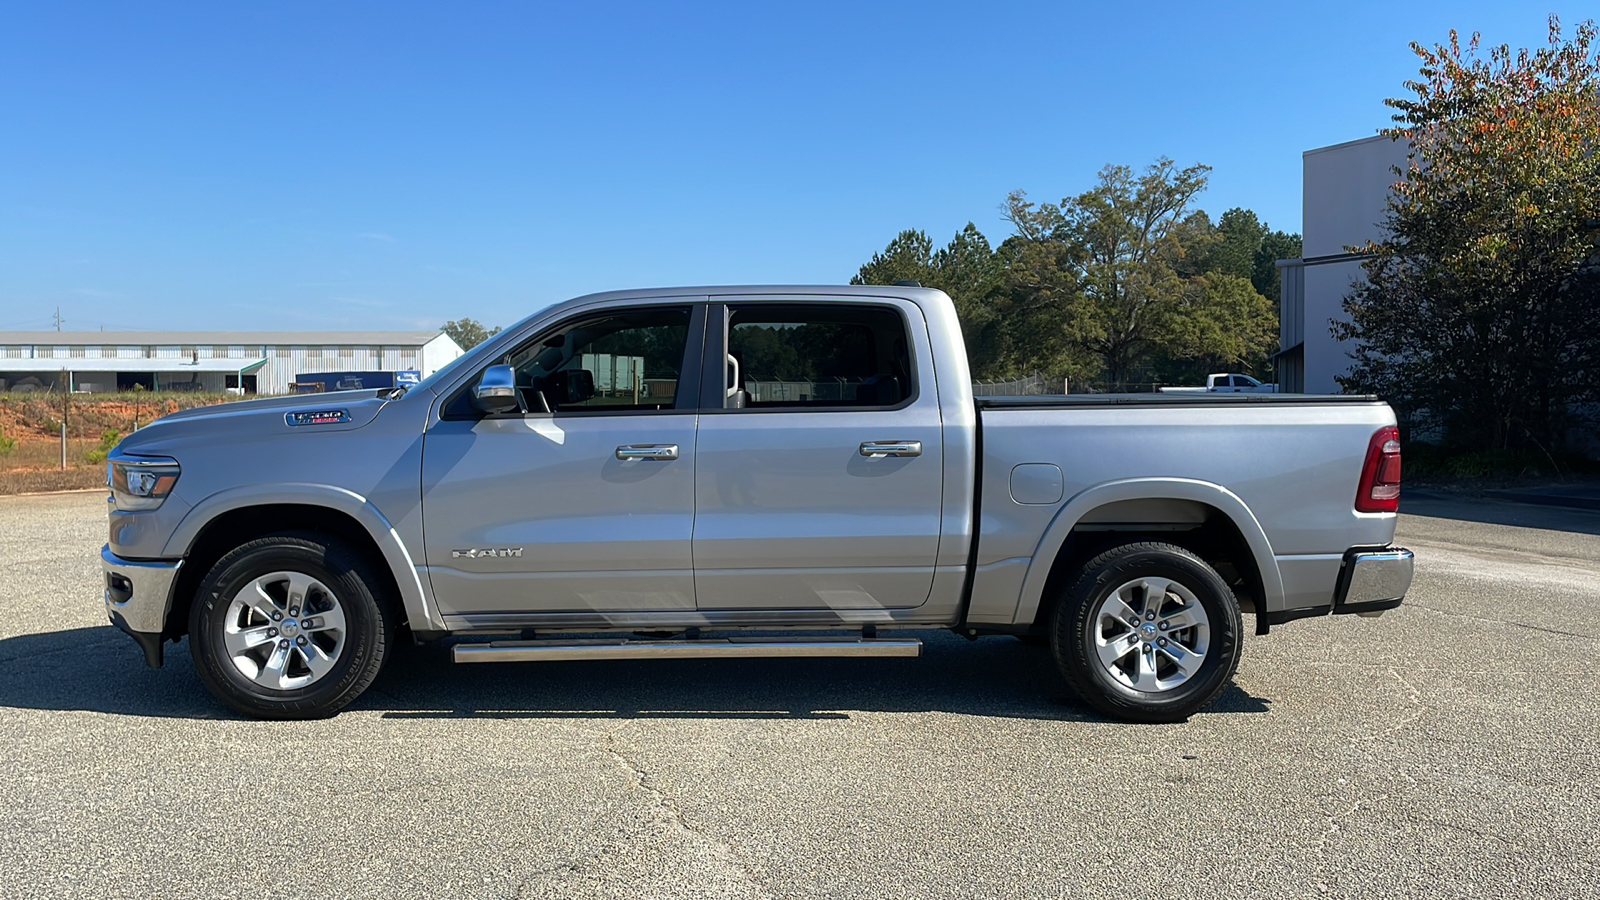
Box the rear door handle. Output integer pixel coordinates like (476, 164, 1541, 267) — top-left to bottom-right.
(616, 444, 679, 461)
(859, 441, 921, 458)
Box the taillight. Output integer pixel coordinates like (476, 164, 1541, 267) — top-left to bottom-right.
(1356, 426, 1402, 513)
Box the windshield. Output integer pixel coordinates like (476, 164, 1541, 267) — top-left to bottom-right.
(412, 347, 481, 395)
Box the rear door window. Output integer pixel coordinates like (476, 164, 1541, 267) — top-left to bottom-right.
(722, 304, 913, 409)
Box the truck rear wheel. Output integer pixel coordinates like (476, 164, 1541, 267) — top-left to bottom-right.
(189, 533, 395, 719)
(1050, 542, 1242, 723)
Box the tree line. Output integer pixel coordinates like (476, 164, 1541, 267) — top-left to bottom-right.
(443, 165, 1299, 392)
(851, 159, 1298, 388)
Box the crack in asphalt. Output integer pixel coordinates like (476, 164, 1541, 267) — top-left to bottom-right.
(597, 728, 769, 897)
(1417, 817, 1523, 849)
(1292, 658, 1534, 679)
(511, 862, 583, 899)
(1304, 668, 1421, 868)
(603, 728, 699, 836)
(501, 727, 769, 898)
(1371, 667, 1430, 741)
(1406, 603, 1597, 639)
(1312, 794, 1385, 857)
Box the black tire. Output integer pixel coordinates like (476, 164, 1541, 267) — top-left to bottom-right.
(189, 532, 396, 719)
(1050, 542, 1242, 723)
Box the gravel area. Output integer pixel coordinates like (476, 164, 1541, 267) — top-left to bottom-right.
(0, 492, 1595, 899)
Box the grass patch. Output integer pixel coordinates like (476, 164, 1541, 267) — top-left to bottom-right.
(0, 394, 240, 494)
(0, 466, 106, 495)
(0, 439, 107, 470)
(0, 393, 237, 442)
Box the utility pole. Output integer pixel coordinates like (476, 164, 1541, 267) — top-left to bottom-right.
(60, 368, 69, 469)
(53, 307, 64, 331)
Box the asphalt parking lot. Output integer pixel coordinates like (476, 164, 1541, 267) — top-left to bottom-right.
(1, 492, 1596, 899)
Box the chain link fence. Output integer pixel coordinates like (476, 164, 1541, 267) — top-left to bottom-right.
(970, 372, 1067, 396)
(971, 373, 1183, 395)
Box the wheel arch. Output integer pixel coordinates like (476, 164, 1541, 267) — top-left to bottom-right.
(163, 485, 436, 639)
(1014, 478, 1284, 633)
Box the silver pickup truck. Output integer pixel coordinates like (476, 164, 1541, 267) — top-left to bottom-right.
(101, 285, 1412, 722)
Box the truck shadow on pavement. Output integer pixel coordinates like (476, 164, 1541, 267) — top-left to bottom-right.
(0, 626, 1270, 722)
(1404, 493, 1600, 536)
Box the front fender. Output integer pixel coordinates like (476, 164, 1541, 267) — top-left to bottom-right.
(1010, 477, 1286, 628)
(163, 483, 440, 632)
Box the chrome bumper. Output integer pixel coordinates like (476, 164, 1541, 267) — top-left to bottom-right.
(101, 545, 182, 667)
(1333, 548, 1413, 617)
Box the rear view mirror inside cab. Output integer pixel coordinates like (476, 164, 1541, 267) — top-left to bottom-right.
(551, 369, 595, 405)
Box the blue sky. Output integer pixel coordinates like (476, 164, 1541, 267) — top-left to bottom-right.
(0, 1, 1587, 333)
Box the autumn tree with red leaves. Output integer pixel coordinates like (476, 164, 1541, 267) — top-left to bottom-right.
(1336, 17, 1600, 451)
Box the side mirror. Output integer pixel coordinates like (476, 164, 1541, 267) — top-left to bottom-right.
(551, 369, 595, 405)
(473, 365, 520, 414)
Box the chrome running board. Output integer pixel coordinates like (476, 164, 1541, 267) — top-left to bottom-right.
(452, 636, 922, 663)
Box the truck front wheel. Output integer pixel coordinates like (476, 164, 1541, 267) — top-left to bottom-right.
(189, 533, 396, 719)
(1050, 542, 1242, 723)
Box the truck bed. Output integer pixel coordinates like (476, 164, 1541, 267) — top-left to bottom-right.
(965, 392, 1398, 626)
(975, 393, 1380, 409)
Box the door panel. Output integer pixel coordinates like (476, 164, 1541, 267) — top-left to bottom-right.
(692, 410, 943, 609)
(423, 414, 698, 614)
(421, 301, 705, 617)
(691, 298, 944, 610)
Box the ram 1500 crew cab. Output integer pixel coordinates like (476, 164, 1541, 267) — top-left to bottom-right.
(101, 285, 1412, 722)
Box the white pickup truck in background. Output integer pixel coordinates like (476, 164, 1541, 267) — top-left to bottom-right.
(1158, 373, 1279, 393)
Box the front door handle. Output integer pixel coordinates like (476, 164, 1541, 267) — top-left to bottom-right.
(616, 444, 679, 461)
(859, 441, 922, 458)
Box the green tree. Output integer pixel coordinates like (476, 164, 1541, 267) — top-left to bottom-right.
(1186, 206, 1302, 304)
(1059, 158, 1212, 385)
(993, 194, 1095, 381)
(1166, 274, 1279, 374)
(441, 318, 502, 351)
(853, 224, 1016, 377)
(1253, 229, 1302, 304)
(85, 429, 120, 465)
(1334, 17, 1600, 450)
(852, 229, 936, 287)
(1187, 207, 1262, 279)
(855, 164, 1285, 388)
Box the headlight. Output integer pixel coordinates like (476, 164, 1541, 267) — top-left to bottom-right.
(108, 456, 181, 511)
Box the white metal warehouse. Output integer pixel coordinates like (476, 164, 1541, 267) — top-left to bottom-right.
(0, 331, 463, 395)
(1275, 134, 1409, 394)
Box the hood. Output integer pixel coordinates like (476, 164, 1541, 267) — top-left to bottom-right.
(117, 389, 398, 455)
(154, 389, 396, 425)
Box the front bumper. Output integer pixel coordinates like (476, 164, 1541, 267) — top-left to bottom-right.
(1332, 547, 1414, 617)
(101, 545, 183, 668)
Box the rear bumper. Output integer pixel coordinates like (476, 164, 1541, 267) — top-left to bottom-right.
(1333, 547, 1414, 616)
(1260, 546, 1413, 630)
(101, 545, 182, 668)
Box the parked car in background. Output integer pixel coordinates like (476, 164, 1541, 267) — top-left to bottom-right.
(1158, 373, 1280, 393)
